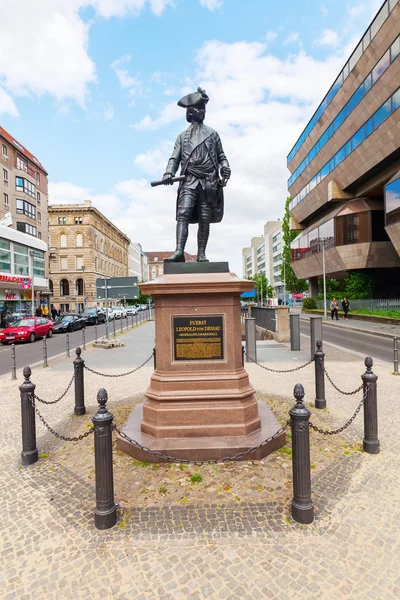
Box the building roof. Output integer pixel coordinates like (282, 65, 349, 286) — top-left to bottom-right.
(146, 251, 197, 262)
(0, 126, 47, 174)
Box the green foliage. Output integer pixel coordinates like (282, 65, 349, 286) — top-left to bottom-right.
(345, 271, 373, 299)
(302, 298, 316, 310)
(352, 309, 400, 319)
(281, 197, 308, 294)
(126, 280, 152, 306)
(190, 473, 203, 484)
(248, 273, 273, 300)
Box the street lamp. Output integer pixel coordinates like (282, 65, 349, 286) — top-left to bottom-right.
(321, 240, 327, 320)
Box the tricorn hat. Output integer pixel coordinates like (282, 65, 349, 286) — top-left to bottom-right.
(177, 87, 209, 108)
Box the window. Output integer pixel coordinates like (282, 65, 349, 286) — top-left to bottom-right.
(37, 211, 41, 224)
(3, 168, 8, 183)
(38, 232, 42, 240)
(60, 234, 67, 248)
(36, 172, 40, 184)
(13, 243, 29, 275)
(17, 156, 28, 172)
(372, 50, 390, 85)
(49, 279, 54, 294)
(0, 239, 11, 273)
(76, 233, 83, 247)
(31, 249, 45, 277)
(60, 257, 68, 270)
(2, 144, 7, 158)
(60, 279, 69, 296)
(15, 176, 35, 198)
(16, 222, 36, 236)
(76, 256, 84, 270)
(335, 212, 369, 246)
(74, 216, 83, 224)
(58, 216, 67, 225)
(373, 99, 391, 129)
(391, 36, 400, 62)
(76, 278, 84, 295)
(385, 175, 400, 226)
(37, 191, 41, 204)
(4, 192, 8, 207)
(16, 199, 36, 219)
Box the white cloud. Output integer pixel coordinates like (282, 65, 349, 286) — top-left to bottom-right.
(111, 55, 142, 100)
(283, 32, 299, 45)
(104, 104, 114, 120)
(200, 0, 223, 11)
(133, 100, 182, 130)
(314, 29, 340, 47)
(265, 31, 278, 43)
(321, 4, 328, 16)
(0, 87, 18, 117)
(90, 0, 172, 17)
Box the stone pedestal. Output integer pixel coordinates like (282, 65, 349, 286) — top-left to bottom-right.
(116, 263, 286, 461)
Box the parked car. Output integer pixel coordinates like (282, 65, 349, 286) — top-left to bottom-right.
(0, 317, 54, 344)
(0, 309, 14, 329)
(53, 314, 86, 333)
(120, 307, 128, 318)
(81, 307, 106, 325)
(137, 304, 148, 311)
(126, 306, 138, 316)
(106, 308, 115, 321)
(111, 307, 122, 319)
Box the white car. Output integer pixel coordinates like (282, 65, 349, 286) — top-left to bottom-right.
(126, 306, 138, 316)
(106, 309, 115, 321)
(120, 307, 128, 318)
(111, 307, 122, 319)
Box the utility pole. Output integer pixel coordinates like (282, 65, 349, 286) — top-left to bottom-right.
(322, 242, 327, 320)
(104, 276, 109, 340)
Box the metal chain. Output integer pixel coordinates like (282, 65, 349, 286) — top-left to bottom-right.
(84, 353, 153, 378)
(245, 351, 314, 373)
(319, 358, 364, 396)
(30, 395, 94, 442)
(34, 373, 75, 405)
(309, 384, 368, 436)
(113, 422, 290, 465)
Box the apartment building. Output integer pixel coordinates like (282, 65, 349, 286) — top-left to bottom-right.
(288, 0, 400, 296)
(241, 221, 284, 297)
(129, 242, 149, 282)
(48, 201, 130, 312)
(145, 251, 196, 280)
(0, 126, 48, 243)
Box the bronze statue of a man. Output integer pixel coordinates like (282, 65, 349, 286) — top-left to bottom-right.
(162, 87, 231, 262)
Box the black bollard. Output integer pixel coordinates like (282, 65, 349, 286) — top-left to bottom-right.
(73, 347, 86, 416)
(289, 383, 314, 524)
(93, 388, 117, 530)
(314, 340, 326, 409)
(66, 332, 70, 357)
(43, 338, 48, 368)
(153, 346, 156, 370)
(11, 343, 16, 380)
(393, 337, 399, 375)
(20, 366, 38, 466)
(361, 357, 380, 455)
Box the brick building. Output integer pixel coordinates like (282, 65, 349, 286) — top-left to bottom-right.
(288, 0, 400, 296)
(48, 201, 130, 312)
(145, 251, 196, 280)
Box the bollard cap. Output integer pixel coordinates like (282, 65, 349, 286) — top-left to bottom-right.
(97, 387, 108, 409)
(365, 356, 373, 371)
(23, 366, 31, 380)
(293, 383, 305, 406)
(76, 347, 82, 357)
(92, 388, 113, 424)
(316, 340, 322, 350)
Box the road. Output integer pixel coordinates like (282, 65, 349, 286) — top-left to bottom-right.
(0, 312, 150, 377)
(300, 319, 394, 363)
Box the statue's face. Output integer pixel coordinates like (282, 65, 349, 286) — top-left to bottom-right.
(186, 106, 206, 123)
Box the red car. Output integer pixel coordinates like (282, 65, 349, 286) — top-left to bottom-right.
(0, 317, 54, 344)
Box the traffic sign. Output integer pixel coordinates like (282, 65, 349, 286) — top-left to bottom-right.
(96, 276, 139, 300)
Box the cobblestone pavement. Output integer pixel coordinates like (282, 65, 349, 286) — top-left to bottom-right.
(1, 323, 400, 599)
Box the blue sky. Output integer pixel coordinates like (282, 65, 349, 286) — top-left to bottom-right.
(0, 0, 383, 274)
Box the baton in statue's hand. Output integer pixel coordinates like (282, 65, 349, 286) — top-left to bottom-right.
(150, 176, 185, 188)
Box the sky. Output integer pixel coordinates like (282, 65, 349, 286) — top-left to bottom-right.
(0, 0, 384, 276)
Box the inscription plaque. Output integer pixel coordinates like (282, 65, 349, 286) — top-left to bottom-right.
(173, 316, 224, 361)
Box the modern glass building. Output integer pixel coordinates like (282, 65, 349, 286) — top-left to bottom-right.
(287, 0, 400, 296)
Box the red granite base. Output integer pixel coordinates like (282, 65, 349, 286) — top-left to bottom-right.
(116, 401, 286, 463)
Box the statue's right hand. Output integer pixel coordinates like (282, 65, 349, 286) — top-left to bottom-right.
(162, 173, 173, 185)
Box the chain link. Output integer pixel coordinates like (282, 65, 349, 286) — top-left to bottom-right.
(245, 351, 314, 373)
(309, 384, 368, 436)
(319, 358, 364, 396)
(84, 353, 153, 378)
(34, 373, 75, 405)
(113, 422, 290, 465)
(30, 394, 94, 442)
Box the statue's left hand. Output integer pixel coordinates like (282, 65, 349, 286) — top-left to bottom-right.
(220, 166, 231, 180)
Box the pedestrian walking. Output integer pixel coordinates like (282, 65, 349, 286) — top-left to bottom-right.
(51, 305, 58, 321)
(330, 297, 339, 320)
(35, 306, 42, 317)
(342, 297, 350, 320)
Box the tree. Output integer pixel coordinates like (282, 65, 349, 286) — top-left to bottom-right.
(248, 273, 274, 303)
(126, 281, 152, 305)
(280, 196, 308, 294)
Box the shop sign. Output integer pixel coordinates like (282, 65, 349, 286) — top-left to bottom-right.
(0, 274, 32, 287)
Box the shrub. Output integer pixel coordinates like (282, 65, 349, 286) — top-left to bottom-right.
(302, 298, 317, 310)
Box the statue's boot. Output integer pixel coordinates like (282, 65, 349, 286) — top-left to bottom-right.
(197, 221, 210, 263)
(165, 221, 187, 263)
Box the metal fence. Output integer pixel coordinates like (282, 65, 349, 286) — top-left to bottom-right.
(315, 298, 400, 311)
(251, 307, 276, 332)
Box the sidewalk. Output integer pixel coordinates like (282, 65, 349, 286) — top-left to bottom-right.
(1, 321, 400, 599)
(300, 311, 400, 338)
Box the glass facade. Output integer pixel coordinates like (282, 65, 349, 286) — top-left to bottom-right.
(288, 35, 400, 188)
(287, 0, 396, 165)
(289, 86, 400, 211)
(0, 240, 11, 273)
(385, 175, 400, 225)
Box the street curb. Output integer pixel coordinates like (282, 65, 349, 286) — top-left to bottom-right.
(300, 316, 397, 340)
